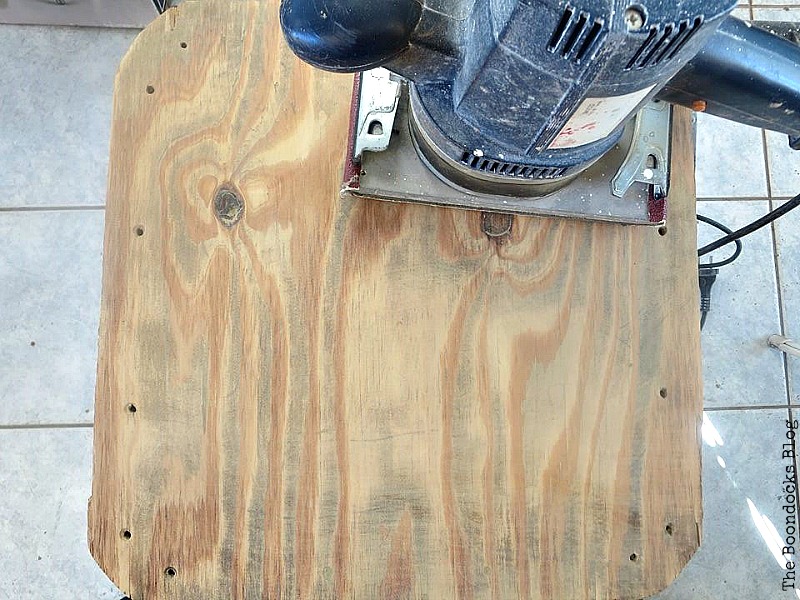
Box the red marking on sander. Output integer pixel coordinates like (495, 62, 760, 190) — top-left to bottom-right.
(648, 186, 667, 224)
(342, 73, 363, 190)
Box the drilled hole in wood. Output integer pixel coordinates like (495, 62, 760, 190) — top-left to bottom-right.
(665, 523, 674, 536)
(658, 226, 668, 236)
(165, 566, 177, 578)
(121, 530, 132, 540)
(180, 42, 188, 49)
(629, 553, 639, 562)
(146, 85, 155, 95)
(134, 225, 145, 237)
(126, 403, 137, 414)
(660, 387, 668, 399)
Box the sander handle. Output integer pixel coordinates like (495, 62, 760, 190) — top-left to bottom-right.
(279, 0, 422, 73)
(660, 16, 800, 138)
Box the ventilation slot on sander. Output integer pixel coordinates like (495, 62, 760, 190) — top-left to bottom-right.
(547, 5, 607, 63)
(626, 17, 704, 70)
(460, 151, 568, 180)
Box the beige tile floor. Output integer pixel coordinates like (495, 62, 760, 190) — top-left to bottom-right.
(2, 3, 800, 599)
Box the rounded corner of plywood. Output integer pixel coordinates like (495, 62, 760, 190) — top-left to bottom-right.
(87, 497, 127, 596)
(636, 536, 702, 600)
(112, 0, 205, 89)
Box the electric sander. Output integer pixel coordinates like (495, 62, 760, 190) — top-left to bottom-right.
(280, 1, 800, 225)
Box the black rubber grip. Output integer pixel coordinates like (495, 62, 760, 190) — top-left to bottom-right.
(280, 0, 423, 73)
(661, 16, 800, 137)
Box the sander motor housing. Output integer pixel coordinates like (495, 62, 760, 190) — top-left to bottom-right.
(281, 0, 735, 181)
(281, 0, 800, 222)
(385, 0, 735, 183)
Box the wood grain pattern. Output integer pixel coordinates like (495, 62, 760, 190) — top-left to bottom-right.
(89, 1, 703, 598)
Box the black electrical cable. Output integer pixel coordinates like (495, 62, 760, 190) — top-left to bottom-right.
(697, 214, 743, 268)
(698, 265, 717, 330)
(695, 194, 800, 330)
(698, 194, 800, 257)
(697, 213, 741, 331)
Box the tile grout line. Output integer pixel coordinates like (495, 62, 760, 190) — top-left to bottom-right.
(762, 128, 794, 406)
(762, 129, 773, 199)
(771, 203, 793, 406)
(0, 205, 106, 213)
(0, 423, 93, 430)
(705, 404, 796, 412)
(697, 195, 800, 202)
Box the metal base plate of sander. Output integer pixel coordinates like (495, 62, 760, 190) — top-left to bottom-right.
(342, 69, 672, 226)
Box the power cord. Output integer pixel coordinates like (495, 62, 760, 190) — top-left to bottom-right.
(697, 214, 743, 268)
(698, 264, 717, 330)
(697, 214, 743, 329)
(698, 195, 800, 258)
(696, 193, 800, 330)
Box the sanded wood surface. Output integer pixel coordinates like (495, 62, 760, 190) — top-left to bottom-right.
(89, 1, 703, 598)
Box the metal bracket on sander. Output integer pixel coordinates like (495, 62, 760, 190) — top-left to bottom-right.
(342, 70, 672, 226)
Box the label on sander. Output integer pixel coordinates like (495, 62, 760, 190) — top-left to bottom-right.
(548, 85, 656, 150)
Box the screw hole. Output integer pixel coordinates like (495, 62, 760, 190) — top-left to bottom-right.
(630, 553, 639, 562)
(665, 523, 673, 536)
(146, 85, 155, 95)
(180, 42, 188, 49)
(30, 341, 36, 347)
(660, 387, 668, 399)
(368, 120, 384, 136)
(658, 226, 668, 236)
(126, 403, 137, 414)
(165, 566, 177, 578)
(121, 530, 132, 540)
(134, 226, 145, 237)
(624, 6, 647, 30)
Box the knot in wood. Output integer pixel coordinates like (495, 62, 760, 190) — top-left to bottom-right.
(214, 187, 245, 228)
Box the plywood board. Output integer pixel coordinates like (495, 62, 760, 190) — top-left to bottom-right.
(89, 1, 703, 598)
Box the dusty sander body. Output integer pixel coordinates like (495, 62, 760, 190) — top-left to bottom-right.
(281, 0, 800, 225)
